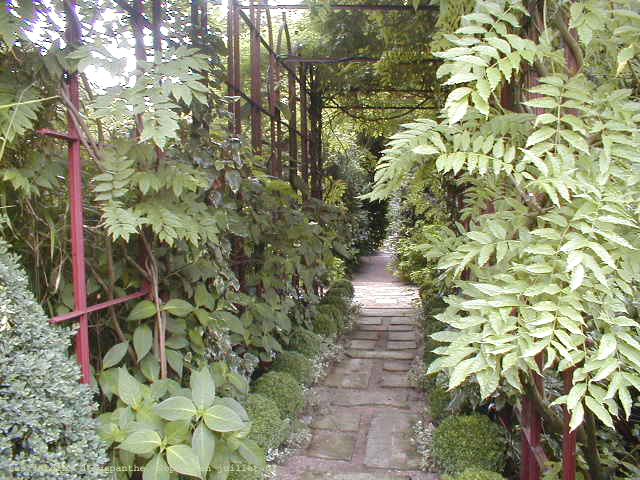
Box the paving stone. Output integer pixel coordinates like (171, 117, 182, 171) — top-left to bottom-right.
(364, 412, 420, 469)
(357, 317, 382, 325)
(383, 360, 412, 372)
(361, 309, 415, 317)
(390, 316, 416, 325)
(381, 372, 412, 388)
(387, 341, 417, 350)
(306, 431, 356, 461)
(351, 330, 380, 340)
(388, 324, 415, 331)
(347, 349, 414, 360)
(349, 339, 377, 349)
(324, 370, 370, 389)
(300, 472, 410, 480)
(312, 410, 361, 432)
(388, 331, 416, 341)
(359, 324, 387, 331)
(331, 389, 409, 408)
(337, 358, 374, 373)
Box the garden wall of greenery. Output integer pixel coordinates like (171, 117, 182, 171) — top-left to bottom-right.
(0, 2, 377, 479)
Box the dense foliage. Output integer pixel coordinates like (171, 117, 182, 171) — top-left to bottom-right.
(0, 239, 108, 479)
(370, 0, 640, 476)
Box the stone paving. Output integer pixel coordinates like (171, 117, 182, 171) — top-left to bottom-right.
(276, 253, 435, 480)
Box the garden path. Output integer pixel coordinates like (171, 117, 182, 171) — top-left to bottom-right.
(276, 252, 436, 480)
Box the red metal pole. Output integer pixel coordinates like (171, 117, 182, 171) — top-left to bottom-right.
(233, 1, 241, 135)
(300, 64, 309, 188)
(64, 0, 90, 384)
(563, 369, 577, 480)
(250, 0, 262, 153)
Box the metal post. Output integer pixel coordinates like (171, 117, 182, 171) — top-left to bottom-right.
(266, 10, 278, 176)
(300, 64, 309, 188)
(233, 0, 242, 135)
(283, 18, 297, 187)
(309, 68, 322, 199)
(250, 0, 262, 153)
(64, 0, 90, 384)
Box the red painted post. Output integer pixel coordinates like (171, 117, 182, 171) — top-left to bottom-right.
(300, 64, 309, 188)
(64, 0, 90, 384)
(266, 10, 278, 176)
(563, 369, 577, 480)
(283, 18, 297, 186)
(249, 0, 262, 153)
(233, 0, 242, 135)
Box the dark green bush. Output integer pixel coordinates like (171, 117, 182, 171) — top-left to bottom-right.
(0, 241, 109, 479)
(313, 311, 338, 337)
(442, 468, 506, 480)
(329, 278, 354, 298)
(271, 351, 313, 385)
(253, 371, 304, 418)
(429, 386, 452, 424)
(432, 415, 507, 474)
(245, 394, 286, 450)
(288, 328, 324, 357)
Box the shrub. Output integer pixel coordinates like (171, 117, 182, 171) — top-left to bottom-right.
(313, 308, 339, 337)
(328, 279, 354, 298)
(432, 415, 507, 474)
(0, 241, 109, 479)
(429, 386, 452, 424)
(253, 371, 304, 418)
(245, 394, 286, 450)
(227, 463, 265, 480)
(442, 468, 506, 480)
(288, 328, 323, 357)
(271, 351, 313, 385)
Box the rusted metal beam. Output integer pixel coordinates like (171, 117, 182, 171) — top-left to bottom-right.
(300, 64, 309, 188)
(250, 0, 263, 153)
(283, 16, 298, 187)
(233, 0, 242, 134)
(238, 3, 437, 11)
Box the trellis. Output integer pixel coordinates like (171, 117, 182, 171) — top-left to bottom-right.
(43, 2, 577, 479)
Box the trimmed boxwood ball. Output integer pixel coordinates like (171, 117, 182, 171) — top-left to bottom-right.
(442, 469, 506, 480)
(271, 351, 314, 385)
(253, 371, 304, 418)
(432, 415, 507, 474)
(245, 394, 286, 450)
(330, 278, 355, 297)
(0, 240, 109, 479)
(313, 310, 339, 337)
(288, 327, 324, 357)
(428, 385, 451, 424)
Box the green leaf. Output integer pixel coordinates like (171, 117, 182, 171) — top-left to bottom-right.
(166, 444, 202, 479)
(559, 130, 589, 154)
(192, 422, 216, 475)
(118, 367, 143, 408)
(155, 396, 197, 421)
(236, 438, 265, 467)
(134, 325, 153, 361)
(570, 264, 584, 291)
(167, 349, 184, 377)
(596, 334, 617, 361)
(119, 429, 162, 455)
(569, 401, 584, 431)
(162, 299, 195, 317)
(584, 395, 614, 428)
(617, 45, 635, 74)
(103, 341, 129, 369)
(143, 454, 170, 480)
(128, 300, 158, 321)
(203, 405, 246, 432)
(526, 127, 555, 147)
(191, 367, 216, 410)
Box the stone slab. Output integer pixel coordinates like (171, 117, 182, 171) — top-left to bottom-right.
(307, 431, 356, 461)
(331, 389, 409, 408)
(359, 324, 386, 331)
(388, 324, 415, 331)
(300, 473, 410, 480)
(364, 412, 420, 469)
(357, 317, 382, 325)
(361, 309, 415, 317)
(312, 410, 361, 432)
(351, 330, 380, 340)
(324, 370, 370, 389)
(381, 372, 411, 388)
(390, 317, 416, 325)
(388, 331, 416, 341)
(336, 358, 374, 373)
(349, 339, 377, 350)
(383, 360, 412, 372)
(387, 341, 417, 350)
(347, 349, 414, 360)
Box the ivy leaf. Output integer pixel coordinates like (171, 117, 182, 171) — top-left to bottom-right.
(103, 341, 129, 369)
(166, 445, 202, 479)
(119, 430, 162, 455)
(134, 325, 153, 361)
(128, 300, 158, 321)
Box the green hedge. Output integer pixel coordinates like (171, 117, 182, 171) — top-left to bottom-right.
(442, 468, 507, 480)
(271, 351, 313, 385)
(0, 240, 108, 479)
(253, 371, 304, 418)
(245, 394, 286, 450)
(288, 328, 324, 357)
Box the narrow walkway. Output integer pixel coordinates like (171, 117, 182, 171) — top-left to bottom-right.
(277, 252, 433, 480)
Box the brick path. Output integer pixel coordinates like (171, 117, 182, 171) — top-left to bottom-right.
(276, 253, 434, 480)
